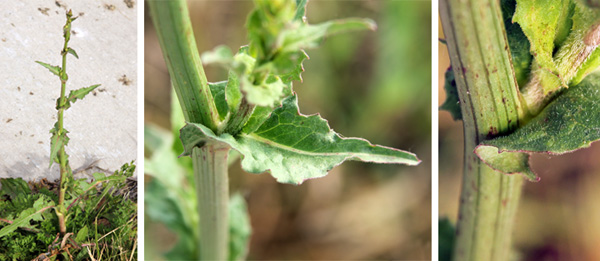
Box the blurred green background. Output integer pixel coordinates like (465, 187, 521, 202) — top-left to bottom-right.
(145, 1, 431, 259)
(439, 19, 600, 261)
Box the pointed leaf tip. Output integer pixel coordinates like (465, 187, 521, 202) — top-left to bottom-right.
(180, 95, 420, 185)
(67, 47, 79, 59)
(36, 61, 61, 76)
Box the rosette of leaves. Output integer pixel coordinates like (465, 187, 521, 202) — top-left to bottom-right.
(442, 0, 600, 181)
(184, 0, 420, 184)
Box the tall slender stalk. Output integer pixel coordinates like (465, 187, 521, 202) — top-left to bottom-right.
(56, 10, 77, 235)
(440, 1, 525, 260)
(148, 1, 230, 259)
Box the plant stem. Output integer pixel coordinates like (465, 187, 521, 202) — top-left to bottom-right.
(440, 1, 525, 260)
(56, 11, 74, 235)
(148, 0, 220, 132)
(192, 143, 230, 260)
(148, 1, 233, 259)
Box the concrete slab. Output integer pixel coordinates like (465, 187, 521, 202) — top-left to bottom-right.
(0, 1, 137, 181)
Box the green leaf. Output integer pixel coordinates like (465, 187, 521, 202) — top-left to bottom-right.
(67, 84, 101, 104)
(0, 178, 31, 199)
(0, 196, 53, 237)
(513, 0, 564, 71)
(228, 194, 251, 261)
(76, 225, 89, 242)
(475, 73, 600, 180)
(439, 218, 456, 261)
(241, 75, 287, 107)
(66, 47, 79, 59)
(35, 61, 61, 76)
(241, 106, 272, 134)
(209, 81, 229, 120)
(278, 18, 376, 55)
(180, 95, 420, 184)
(501, 0, 533, 87)
(201, 45, 234, 66)
(439, 68, 462, 120)
(294, 0, 308, 21)
(49, 127, 69, 167)
(226, 71, 243, 114)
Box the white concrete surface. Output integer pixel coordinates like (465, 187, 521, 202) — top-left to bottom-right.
(0, 1, 137, 181)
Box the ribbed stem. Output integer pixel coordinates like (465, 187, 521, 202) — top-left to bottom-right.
(440, 0, 525, 260)
(192, 144, 230, 260)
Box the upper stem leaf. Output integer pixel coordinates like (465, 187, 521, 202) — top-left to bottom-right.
(35, 61, 61, 77)
(180, 95, 420, 185)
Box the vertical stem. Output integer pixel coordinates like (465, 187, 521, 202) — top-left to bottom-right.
(440, 0, 525, 260)
(56, 11, 73, 235)
(192, 143, 230, 260)
(149, 1, 234, 258)
(148, 0, 220, 131)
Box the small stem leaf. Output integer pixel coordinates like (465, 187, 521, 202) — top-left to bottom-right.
(67, 84, 101, 104)
(475, 73, 600, 180)
(226, 71, 243, 114)
(240, 75, 287, 107)
(208, 81, 229, 120)
(201, 45, 234, 66)
(66, 47, 79, 59)
(0, 196, 54, 237)
(439, 68, 462, 120)
(35, 61, 61, 76)
(294, 0, 308, 21)
(49, 128, 69, 167)
(180, 95, 420, 185)
(278, 18, 376, 55)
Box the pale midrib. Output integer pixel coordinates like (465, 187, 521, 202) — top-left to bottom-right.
(240, 133, 415, 162)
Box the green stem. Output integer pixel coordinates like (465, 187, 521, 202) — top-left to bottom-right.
(148, 0, 220, 131)
(149, 1, 233, 259)
(192, 143, 230, 260)
(440, 0, 525, 260)
(56, 11, 73, 235)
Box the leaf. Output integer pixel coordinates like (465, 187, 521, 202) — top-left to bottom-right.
(240, 75, 287, 107)
(278, 18, 376, 55)
(0, 178, 31, 199)
(501, 0, 533, 87)
(228, 194, 251, 261)
(226, 71, 243, 114)
(76, 225, 88, 242)
(439, 68, 462, 120)
(208, 81, 229, 120)
(49, 127, 69, 167)
(475, 73, 600, 180)
(67, 84, 101, 104)
(180, 95, 420, 184)
(35, 61, 61, 76)
(66, 47, 79, 59)
(439, 218, 456, 261)
(513, 0, 565, 70)
(0, 196, 54, 237)
(201, 45, 234, 66)
(294, 0, 308, 21)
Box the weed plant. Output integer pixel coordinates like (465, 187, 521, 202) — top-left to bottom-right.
(0, 10, 137, 260)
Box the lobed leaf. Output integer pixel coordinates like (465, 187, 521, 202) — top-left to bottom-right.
(475, 73, 600, 180)
(180, 95, 420, 184)
(35, 61, 61, 76)
(0, 196, 54, 237)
